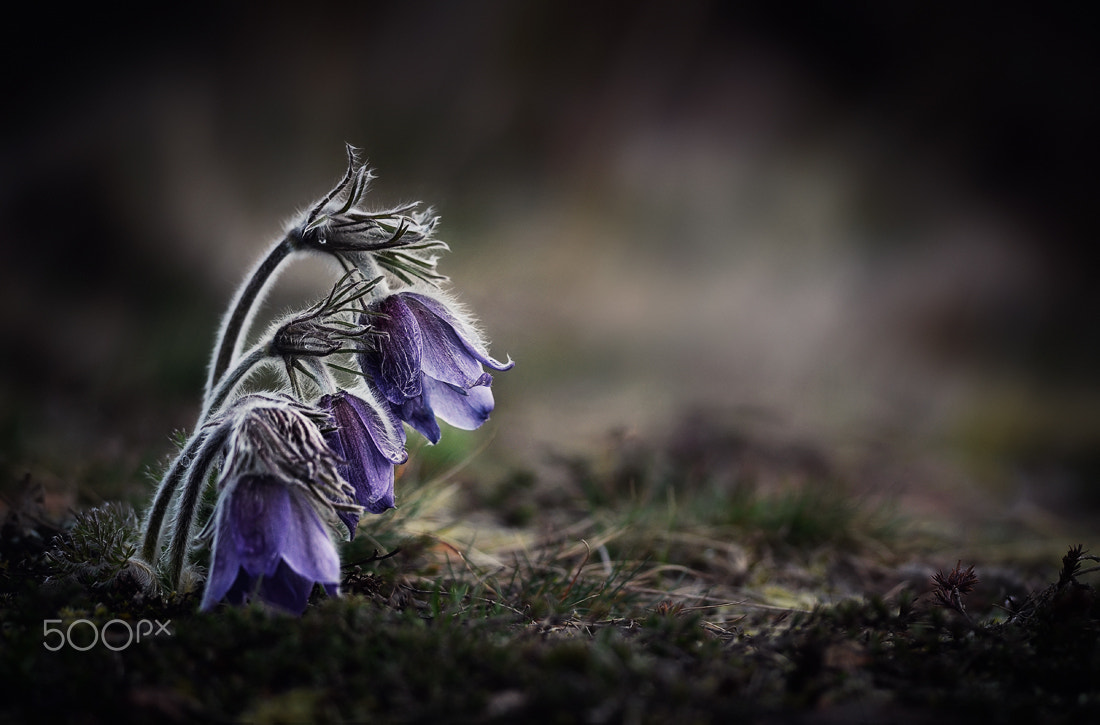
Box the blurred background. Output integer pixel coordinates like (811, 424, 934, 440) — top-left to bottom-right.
(1, 2, 1097, 528)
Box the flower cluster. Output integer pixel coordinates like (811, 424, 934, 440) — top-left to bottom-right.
(140, 146, 512, 614)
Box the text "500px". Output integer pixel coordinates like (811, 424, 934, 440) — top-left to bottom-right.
(43, 619, 172, 651)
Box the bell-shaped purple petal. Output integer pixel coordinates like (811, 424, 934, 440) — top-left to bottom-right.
(201, 475, 341, 615)
(320, 391, 408, 536)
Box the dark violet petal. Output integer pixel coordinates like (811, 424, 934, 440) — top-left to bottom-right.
(321, 391, 402, 537)
(404, 292, 515, 372)
(398, 392, 441, 444)
(321, 391, 406, 465)
(220, 569, 255, 607)
(423, 375, 495, 430)
(356, 445, 396, 514)
(359, 297, 423, 403)
(340, 391, 408, 465)
(333, 436, 394, 537)
(258, 560, 320, 615)
(209, 562, 319, 615)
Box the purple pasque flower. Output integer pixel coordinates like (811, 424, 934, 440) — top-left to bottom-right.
(319, 389, 408, 536)
(200, 474, 341, 615)
(357, 291, 514, 443)
(199, 396, 355, 614)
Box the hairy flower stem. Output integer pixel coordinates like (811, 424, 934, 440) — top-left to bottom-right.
(166, 427, 229, 588)
(140, 432, 204, 565)
(142, 345, 269, 568)
(200, 345, 270, 423)
(205, 235, 297, 402)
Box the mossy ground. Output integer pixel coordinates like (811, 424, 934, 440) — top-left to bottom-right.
(1, 424, 1097, 724)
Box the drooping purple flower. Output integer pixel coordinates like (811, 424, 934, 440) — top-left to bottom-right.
(358, 291, 514, 443)
(198, 396, 355, 614)
(319, 390, 408, 536)
(200, 474, 341, 615)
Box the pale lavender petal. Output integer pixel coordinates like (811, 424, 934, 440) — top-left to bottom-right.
(200, 501, 246, 611)
(279, 484, 342, 589)
(423, 375, 495, 430)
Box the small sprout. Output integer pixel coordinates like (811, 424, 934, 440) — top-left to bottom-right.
(1058, 544, 1085, 587)
(1057, 544, 1100, 586)
(653, 600, 685, 617)
(931, 560, 978, 619)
